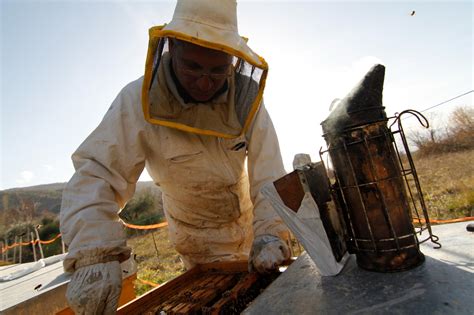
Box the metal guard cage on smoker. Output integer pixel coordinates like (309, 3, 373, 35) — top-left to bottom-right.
(318, 64, 440, 272)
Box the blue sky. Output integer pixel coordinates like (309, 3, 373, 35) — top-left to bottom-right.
(1, 0, 472, 190)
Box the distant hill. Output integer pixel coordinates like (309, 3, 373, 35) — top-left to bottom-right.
(0, 181, 163, 215)
(2, 182, 67, 192)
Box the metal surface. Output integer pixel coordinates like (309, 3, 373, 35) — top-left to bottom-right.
(321, 121, 427, 271)
(0, 255, 136, 315)
(244, 222, 474, 315)
(0, 258, 70, 314)
(319, 64, 439, 272)
(390, 110, 441, 248)
(321, 64, 387, 133)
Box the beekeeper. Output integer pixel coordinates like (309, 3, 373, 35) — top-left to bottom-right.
(60, 0, 290, 313)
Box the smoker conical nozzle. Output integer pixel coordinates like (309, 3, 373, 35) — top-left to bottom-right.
(322, 64, 387, 134)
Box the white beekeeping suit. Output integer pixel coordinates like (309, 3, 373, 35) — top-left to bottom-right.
(60, 0, 290, 313)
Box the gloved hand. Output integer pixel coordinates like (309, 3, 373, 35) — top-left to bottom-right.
(249, 234, 290, 273)
(66, 260, 122, 315)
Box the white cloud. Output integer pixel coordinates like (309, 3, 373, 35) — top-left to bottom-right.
(16, 171, 35, 185)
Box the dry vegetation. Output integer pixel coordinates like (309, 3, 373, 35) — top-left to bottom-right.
(415, 149, 473, 219)
(127, 227, 302, 297)
(408, 106, 473, 219)
(127, 227, 185, 296)
(409, 106, 474, 156)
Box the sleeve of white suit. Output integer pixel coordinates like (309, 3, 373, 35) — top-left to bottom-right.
(60, 79, 149, 273)
(247, 103, 289, 240)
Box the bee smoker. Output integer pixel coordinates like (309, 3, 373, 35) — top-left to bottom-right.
(274, 64, 440, 273)
(320, 64, 441, 272)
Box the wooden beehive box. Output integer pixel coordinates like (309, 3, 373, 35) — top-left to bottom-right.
(117, 261, 283, 315)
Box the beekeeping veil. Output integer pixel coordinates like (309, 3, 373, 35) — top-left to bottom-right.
(142, 0, 268, 139)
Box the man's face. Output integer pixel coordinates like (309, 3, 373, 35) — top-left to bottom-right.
(170, 39, 233, 102)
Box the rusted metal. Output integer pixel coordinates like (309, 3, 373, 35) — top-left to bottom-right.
(317, 64, 440, 272)
(389, 110, 441, 249)
(321, 122, 426, 271)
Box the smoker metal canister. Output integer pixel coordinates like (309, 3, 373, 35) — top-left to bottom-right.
(321, 64, 424, 272)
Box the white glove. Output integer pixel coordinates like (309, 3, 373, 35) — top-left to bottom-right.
(66, 261, 122, 315)
(249, 234, 290, 273)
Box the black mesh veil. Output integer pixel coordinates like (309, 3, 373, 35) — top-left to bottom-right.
(142, 32, 268, 139)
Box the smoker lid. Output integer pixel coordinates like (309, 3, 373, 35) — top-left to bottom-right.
(322, 64, 387, 135)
